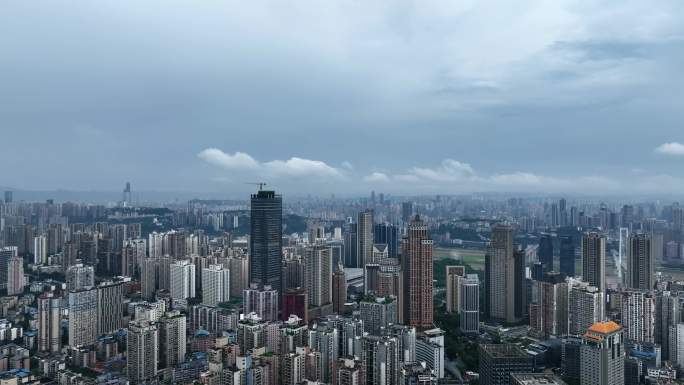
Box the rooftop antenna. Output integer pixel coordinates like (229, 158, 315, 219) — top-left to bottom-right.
(246, 182, 267, 191)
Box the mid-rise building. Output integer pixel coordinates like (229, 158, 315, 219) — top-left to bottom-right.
(568, 279, 602, 335)
(479, 344, 535, 385)
(360, 296, 398, 335)
(66, 264, 95, 291)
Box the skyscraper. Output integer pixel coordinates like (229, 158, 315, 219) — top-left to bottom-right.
(627, 233, 654, 290)
(559, 235, 575, 277)
(250, 190, 283, 294)
(332, 262, 347, 315)
(306, 244, 332, 307)
(401, 215, 433, 328)
(534, 272, 568, 338)
(127, 320, 159, 385)
(621, 290, 655, 344)
(374, 223, 399, 258)
(0, 247, 16, 291)
(568, 278, 602, 335)
(485, 224, 526, 323)
(538, 234, 553, 273)
(38, 293, 62, 353)
(357, 210, 374, 267)
(580, 322, 624, 385)
(445, 265, 466, 314)
(32, 235, 47, 265)
(460, 274, 480, 334)
(201, 264, 230, 306)
(582, 232, 606, 318)
(344, 222, 359, 268)
(401, 202, 413, 223)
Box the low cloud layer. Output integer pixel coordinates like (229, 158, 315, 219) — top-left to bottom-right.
(655, 142, 684, 156)
(198, 148, 345, 180)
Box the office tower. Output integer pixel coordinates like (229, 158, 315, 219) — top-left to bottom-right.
(538, 234, 553, 273)
(561, 336, 583, 383)
(32, 235, 47, 265)
(127, 321, 159, 385)
(244, 284, 279, 322)
(3, 191, 12, 203)
(460, 274, 480, 334)
(559, 235, 575, 277)
(657, 291, 680, 361)
(38, 293, 62, 353)
(357, 210, 374, 267)
(363, 335, 400, 385)
(66, 263, 95, 291)
(627, 233, 654, 290)
(97, 279, 126, 335)
(479, 344, 535, 385)
(344, 222, 359, 268)
(338, 358, 363, 385)
(416, 329, 445, 379)
(622, 205, 634, 228)
(228, 256, 249, 298)
(582, 232, 606, 319)
(282, 256, 305, 290)
(332, 262, 347, 314)
(170, 259, 196, 305)
(159, 311, 186, 369)
(156, 255, 172, 291)
(360, 296, 398, 335)
(7, 257, 24, 295)
(250, 190, 283, 294)
(533, 272, 568, 338)
(0, 247, 16, 290)
(401, 202, 413, 223)
(445, 265, 466, 313)
(568, 279, 602, 335)
(202, 264, 230, 306)
(485, 224, 526, 323)
(374, 223, 399, 258)
(68, 288, 98, 347)
(306, 244, 332, 307)
(140, 258, 157, 300)
(621, 290, 655, 344)
(401, 215, 433, 328)
(580, 322, 624, 385)
(282, 288, 308, 323)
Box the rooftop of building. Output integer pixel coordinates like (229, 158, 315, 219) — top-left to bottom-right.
(587, 321, 621, 335)
(511, 373, 568, 385)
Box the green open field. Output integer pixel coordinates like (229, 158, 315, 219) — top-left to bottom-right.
(434, 247, 486, 270)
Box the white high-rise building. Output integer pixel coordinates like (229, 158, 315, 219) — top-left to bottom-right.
(306, 244, 332, 307)
(568, 278, 602, 335)
(170, 260, 196, 306)
(669, 323, 684, 368)
(127, 320, 159, 385)
(244, 284, 279, 322)
(148, 232, 163, 258)
(32, 235, 47, 265)
(357, 210, 374, 267)
(621, 290, 656, 344)
(201, 264, 230, 306)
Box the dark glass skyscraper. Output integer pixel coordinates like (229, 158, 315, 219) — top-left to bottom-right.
(373, 223, 398, 258)
(538, 234, 553, 273)
(250, 190, 283, 294)
(559, 235, 575, 277)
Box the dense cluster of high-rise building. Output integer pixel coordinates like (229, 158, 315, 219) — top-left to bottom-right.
(1, 189, 684, 385)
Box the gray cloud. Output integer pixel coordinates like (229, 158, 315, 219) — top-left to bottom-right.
(1, 1, 684, 195)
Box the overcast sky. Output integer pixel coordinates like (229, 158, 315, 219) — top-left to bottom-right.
(2, 1, 684, 197)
